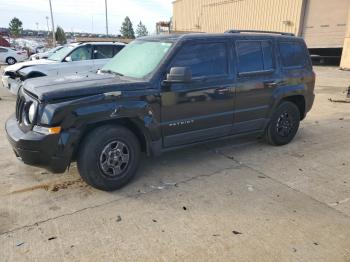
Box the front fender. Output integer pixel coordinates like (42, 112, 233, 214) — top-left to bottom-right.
(38, 93, 161, 145)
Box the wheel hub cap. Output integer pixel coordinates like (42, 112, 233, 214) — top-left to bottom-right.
(99, 141, 130, 177)
(276, 112, 294, 137)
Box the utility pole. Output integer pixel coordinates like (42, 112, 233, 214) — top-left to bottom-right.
(105, 0, 109, 36)
(49, 0, 56, 46)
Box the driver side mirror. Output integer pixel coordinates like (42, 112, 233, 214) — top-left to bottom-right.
(64, 56, 72, 62)
(164, 67, 192, 85)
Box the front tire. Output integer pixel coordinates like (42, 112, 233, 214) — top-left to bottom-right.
(6, 57, 17, 65)
(266, 101, 300, 146)
(77, 125, 141, 191)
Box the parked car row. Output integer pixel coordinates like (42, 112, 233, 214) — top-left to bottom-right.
(3, 31, 315, 191)
(2, 41, 125, 94)
(29, 45, 64, 60)
(0, 47, 28, 65)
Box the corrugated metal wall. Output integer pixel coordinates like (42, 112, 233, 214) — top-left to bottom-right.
(302, 0, 350, 48)
(173, 0, 305, 35)
(340, 7, 350, 69)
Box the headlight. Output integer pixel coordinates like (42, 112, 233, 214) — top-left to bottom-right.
(28, 103, 37, 123)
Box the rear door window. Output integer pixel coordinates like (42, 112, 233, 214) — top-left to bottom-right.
(94, 45, 115, 59)
(279, 42, 307, 68)
(171, 42, 228, 78)
(236, 40, 274, 74)
(113, 45, 124, 55)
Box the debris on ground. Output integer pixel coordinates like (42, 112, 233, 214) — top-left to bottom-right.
(232, 230, 243, 235)
(10, 184, 50, 194)
(329, 198, 350, 206)
(162, 181, 178, 187)
(247, 185, 254, 192)
(51, 179, 83, 192)
(328, 98, 350, 103)
(150, 181, 178, 190)
(152, 219, 157, 223)
(182, 206, 187, 211)
(48, 237, 57, 241)
(116, 215, 122, 222)
(16, 242, 24, 247)
(150, 185, 165, 190)
(313, 242, 319, 246)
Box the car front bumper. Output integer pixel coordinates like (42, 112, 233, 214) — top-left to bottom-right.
(5, 114, 73, 173)
(1, 75, 21, 95)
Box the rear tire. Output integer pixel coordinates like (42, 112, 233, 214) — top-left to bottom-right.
(77, 125, 141, 191)
(6, 57, 17, 65)
(266, 101, 300, 146)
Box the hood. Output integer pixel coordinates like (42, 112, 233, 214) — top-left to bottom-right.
(4, 59, 58, 72)
(22, 72, 149, 102)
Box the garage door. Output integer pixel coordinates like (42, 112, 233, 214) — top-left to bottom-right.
(302, 0, 350, 48)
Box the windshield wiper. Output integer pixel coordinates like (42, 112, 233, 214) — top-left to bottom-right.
(100, 69, 124, 77)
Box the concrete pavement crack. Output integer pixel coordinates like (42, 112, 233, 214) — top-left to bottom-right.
(0, 164, 240, 237)
(208, 146, 350, 219)
(2, 143, 348, 237)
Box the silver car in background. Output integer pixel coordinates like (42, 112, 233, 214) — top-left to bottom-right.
(2, 42, 125, 94)
(29, 46, 64, 60)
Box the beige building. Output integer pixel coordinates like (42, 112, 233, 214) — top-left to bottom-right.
(172, 0, 350, 68)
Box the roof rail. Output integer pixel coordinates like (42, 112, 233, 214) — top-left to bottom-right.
(225, 30, 295, 36)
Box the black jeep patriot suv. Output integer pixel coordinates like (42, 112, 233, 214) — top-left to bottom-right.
(6, 30, 315, 191)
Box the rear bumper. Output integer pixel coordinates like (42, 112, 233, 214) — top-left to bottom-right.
(305, 93, 315, 115)
(5, 115, 73, 173)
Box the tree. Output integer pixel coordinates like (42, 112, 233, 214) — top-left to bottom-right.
(120, 16, 135, 39)
(9, 17, 23, 37)
(136, 21, 149, 38)
(55, 26, 67, 44)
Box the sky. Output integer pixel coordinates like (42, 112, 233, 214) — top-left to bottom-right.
(0, 0, 173, 34)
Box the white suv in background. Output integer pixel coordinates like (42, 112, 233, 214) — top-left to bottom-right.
(0, 47, 28, 65)
(2, 42, 125, 94)
(29, 46, 64, 60)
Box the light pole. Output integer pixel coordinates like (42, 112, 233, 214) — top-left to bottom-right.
(45, 16, 50, 35)
(105, 0, 109, 36)
(49, 0, 56, 46)
(91, 15, 94, 34)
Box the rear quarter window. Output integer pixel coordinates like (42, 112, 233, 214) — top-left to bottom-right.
(279, 42, 307, 68)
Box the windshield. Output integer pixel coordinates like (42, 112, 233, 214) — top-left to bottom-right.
(50, 46, 63, 53)
(48, 45, 75, 61)
(102, 40, 173, 79)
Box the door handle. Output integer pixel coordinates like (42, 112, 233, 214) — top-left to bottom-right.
(216, 87, 230, 93)
(264, 81, 278, 88)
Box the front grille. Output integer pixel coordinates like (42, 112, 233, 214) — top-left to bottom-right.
(15, 95, 26, 123)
